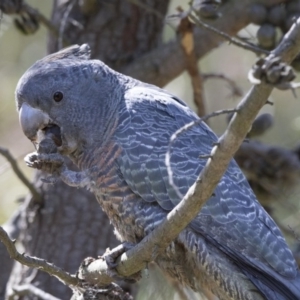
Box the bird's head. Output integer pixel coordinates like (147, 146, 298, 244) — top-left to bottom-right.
(16, 44, 124, 159)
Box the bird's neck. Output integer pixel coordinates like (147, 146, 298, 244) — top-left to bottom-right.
(70, 116, 119, 171)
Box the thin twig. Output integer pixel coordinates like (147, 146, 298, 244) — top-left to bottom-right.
(202, 73, 243, 97)
(10, 284, 62, 300)
(0, 147, 42, 203)
(0, 151, 32, 176)
(188, 10, 269, 55)
(0, 226, 78, 286)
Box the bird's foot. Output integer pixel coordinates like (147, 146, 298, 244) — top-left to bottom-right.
(25, 152, 91, 189)
(101, 243, 142, 284)
(24, 152, 64, 174)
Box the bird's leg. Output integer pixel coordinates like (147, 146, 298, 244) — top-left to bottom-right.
(24, 134, 65, 174)
(59, 166, 91, 188)
(101, 242, 142, 284)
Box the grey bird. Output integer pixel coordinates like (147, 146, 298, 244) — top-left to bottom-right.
(16, 44, 300, 300)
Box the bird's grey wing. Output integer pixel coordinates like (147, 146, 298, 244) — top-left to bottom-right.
(115, 85, 214, 210)
(115, 85, 298, 281)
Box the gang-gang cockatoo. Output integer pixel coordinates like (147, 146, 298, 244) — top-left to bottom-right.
(15, 44, 300, 300)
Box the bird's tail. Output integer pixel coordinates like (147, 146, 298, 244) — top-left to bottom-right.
(183, 229, 300, 300)
(178, 229, 265, 300)
(242, 263, 300, 300)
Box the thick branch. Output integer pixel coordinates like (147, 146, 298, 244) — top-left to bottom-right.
(79, 18, 300, 285)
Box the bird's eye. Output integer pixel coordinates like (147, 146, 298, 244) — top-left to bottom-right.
(53, 91, 63, 102)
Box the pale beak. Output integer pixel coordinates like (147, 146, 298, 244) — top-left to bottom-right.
(19, 103, 50, 141)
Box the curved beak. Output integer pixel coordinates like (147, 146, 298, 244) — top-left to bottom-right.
(19, 103, 50, 141)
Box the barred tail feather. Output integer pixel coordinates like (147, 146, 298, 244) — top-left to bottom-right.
(177, 229, 264, 300)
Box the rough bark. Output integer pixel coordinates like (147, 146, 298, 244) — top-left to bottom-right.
(48, 0, 170, 70)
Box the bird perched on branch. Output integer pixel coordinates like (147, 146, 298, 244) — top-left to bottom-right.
(16, 44, 300, 300)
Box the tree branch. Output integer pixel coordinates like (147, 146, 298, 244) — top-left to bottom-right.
(0, 226, 78, 287)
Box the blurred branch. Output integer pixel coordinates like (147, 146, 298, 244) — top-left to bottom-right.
(178, 8, 206, 117)
(58, 0, 76, 49)
(0, 0, 64, 41)
(202, 73, 243, 97)
(0, 147, 42, 203)
(9, 284, 61, 300)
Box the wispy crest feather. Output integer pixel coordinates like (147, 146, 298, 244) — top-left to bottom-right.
(39, 44, 91, 63)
